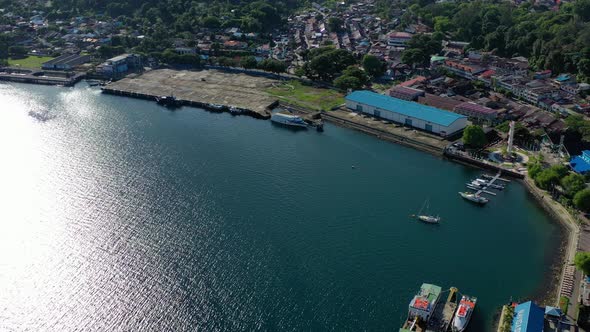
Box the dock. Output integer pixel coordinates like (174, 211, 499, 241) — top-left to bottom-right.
(481, 173, 511, 182)
(466, 185, 497, 196)
(474, 171, 504, 196)
(463, 170, 509, 202)
(0, 67, 85, 86)
(426, 287, 459, 332)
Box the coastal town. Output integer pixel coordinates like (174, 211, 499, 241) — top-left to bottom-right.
(5, 0, 590, 330)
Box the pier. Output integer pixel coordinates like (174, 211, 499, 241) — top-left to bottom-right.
(462, 171, 510, 202)
(426, 287, 459, 332)
(0, 67, 85, 86)
(474, 171, 506, 196)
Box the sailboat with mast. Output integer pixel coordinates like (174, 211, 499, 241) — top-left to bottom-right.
(410, 198, 441, 224)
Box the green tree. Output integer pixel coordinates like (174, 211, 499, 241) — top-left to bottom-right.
(462, 125, 487, 148)
(294, 67, 306, 77)
(574, 189, 590, 212)
(240, 56, 258, 69)
(575, 252, 590, 275)
(257, 58, 287, 73)
(202, 16, 221, 29)
(305, 48, 357, 80)
(528, 162, 543, 179)
(327, 17, 345, 32)
(535, 168, 562, 190)
(575, 0, 590, 22)
(8, 46, 27, 58)
(562, 173, 586, 197)
(341, 66, 369, 86)
(434, 16, 454, 33)
(362, 54, 386, 78)
(334, 75, 362, 90)
(401, 48, 426, 67)
(551, 165, 570, 179)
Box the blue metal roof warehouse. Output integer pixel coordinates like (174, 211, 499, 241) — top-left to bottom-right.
(570, 150, 590, 174)
(511, 301, 544, 332)
(345, 90, 466, 127)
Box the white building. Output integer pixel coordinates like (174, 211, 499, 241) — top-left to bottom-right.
(387, 32, 413, 48)
(345, 91, 467, 137)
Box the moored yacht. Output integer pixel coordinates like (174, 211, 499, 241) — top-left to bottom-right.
(411, 198, 440, 224)
(452, 295, 477, 332)
(459, 192, 488, 205)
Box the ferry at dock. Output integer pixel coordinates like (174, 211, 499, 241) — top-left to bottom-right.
(270, 112, 308, 128)
(452, 295, 477, 332)
(399, 283, 442, 332)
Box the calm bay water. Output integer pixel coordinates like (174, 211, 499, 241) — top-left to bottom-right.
(0, 83, 559, 331)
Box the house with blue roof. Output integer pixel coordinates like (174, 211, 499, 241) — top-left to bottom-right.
(345, 90, 467, 137)
(511, 301, 544, 332)
(570, 150, 590, 174)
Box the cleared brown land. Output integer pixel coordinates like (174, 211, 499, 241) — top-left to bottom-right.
(106, 69, 279, 115)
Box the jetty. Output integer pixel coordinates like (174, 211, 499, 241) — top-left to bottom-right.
(462, 171, 510, 203)
(426, 287, 459, 332)
(474, 171, 508, 195)
(102, 69, 278, 119)
(0, 67, 85, 86)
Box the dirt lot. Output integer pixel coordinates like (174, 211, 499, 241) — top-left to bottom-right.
(107, 69, 279, 114)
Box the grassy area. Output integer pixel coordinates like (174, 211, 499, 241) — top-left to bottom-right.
(266, 80, 345, 111)
(559, 295, 570, 313)
(372, 82, 394, 93)
(7, 55, 54, 69)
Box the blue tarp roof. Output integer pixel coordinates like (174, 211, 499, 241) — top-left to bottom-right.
(512, 301, 544, 332)
(544, 306, 563, 317)
(570, 151, 590, 173)
(345, 90, 466, 127)
(556, 74, 571, 82)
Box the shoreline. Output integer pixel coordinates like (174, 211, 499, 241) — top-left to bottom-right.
(522, 177, 580, 307)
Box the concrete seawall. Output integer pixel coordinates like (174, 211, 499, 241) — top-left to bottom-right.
(522, 177, 580, 310)
(101, 86, 271, 119)
(103, 69, 278, 119)
(320, 111, 445, 155)
(443, 150, 525, 179)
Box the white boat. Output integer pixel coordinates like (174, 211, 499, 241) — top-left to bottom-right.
(468, 181, 485, 188)
(229, 106, 243, 114)
(208, 104, 225, 111)
(270, 113, 308, 128)
(459, 192, 488, 205)
(418, 215, 441, 223)
(452, 295, 477, 332)
(473, 178, 504, 190)
(411, 198, 441, 224)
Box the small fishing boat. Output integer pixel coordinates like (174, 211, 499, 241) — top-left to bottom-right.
(410, 198, 440, 224)
(229, 106, 243, 115)
(155, 95, 181, 108)
(208, 104, 225, 112)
